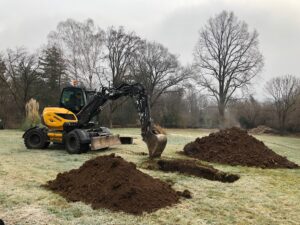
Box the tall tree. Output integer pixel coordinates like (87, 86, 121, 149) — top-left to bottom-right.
(0, 48, 41, 117)
(104, 26, 142, 127)
(0, 56, 8, 123)
(194, 11, 263, 127)
(130, 41, 189, 107)
(0, 55, 5, 77)
(39, 45, 68, 106)
(105, 26, 142, 86)
(48, 18, 105, 89)
(265, 75, 300, 134)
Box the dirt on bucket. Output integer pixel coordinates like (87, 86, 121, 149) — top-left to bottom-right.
(157, 159, 239, 183)
(44, 154, 179, 215)
(183, 127, 299, 169)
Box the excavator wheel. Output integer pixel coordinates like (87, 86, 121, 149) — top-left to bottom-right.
(81, 144, 90, 153)
(65, 130, 89, 154)
(24, 127, 49, 149)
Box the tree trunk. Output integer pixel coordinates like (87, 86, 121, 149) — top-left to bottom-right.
(279, 114, 286, 136)
(108, 102, 113, 128)
(218, 102, 226, 129)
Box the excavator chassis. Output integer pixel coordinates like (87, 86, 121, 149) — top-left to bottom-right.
(23, 126, 123, 153)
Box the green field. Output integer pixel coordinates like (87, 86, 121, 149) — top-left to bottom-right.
(0, 128, 299, 225)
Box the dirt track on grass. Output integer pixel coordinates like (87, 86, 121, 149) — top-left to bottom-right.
(158, 159, 239, 182)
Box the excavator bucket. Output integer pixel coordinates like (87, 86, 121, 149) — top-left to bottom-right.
(143, 130, 167, 158)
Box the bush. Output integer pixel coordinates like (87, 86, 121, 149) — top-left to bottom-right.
(21, 98, 41, 131)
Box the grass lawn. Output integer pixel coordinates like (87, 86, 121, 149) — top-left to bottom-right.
(0, 128, 299, 225)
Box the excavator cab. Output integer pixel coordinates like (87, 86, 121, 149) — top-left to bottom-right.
(59, 87, 87, 114)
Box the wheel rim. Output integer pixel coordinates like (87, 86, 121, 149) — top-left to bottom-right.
(68, 136, 77, 150)
(29, 133, 41, 146)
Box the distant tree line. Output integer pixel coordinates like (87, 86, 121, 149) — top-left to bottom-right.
(0, 11, 299, 134)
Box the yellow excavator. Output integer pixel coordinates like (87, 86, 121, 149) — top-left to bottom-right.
(22, 83, 167, 158)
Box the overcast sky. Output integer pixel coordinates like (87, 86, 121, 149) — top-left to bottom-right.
(0, 0, 299, 99)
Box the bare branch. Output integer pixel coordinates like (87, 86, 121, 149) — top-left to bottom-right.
(130, 41, 191, 106)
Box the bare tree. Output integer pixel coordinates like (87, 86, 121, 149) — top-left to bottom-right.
(104, 26, 143, 127)
(0, 55, 5, 76)
(130, 41, 189, 107)
(232, 95, 262, 128)
(0, 48, 41, 117)
(48, 19, 105, 89)
(183, 85, 208, 128)
(265, 75, 300, 134)
(194, 11, 263, 127)
(105, 26, 142, 86)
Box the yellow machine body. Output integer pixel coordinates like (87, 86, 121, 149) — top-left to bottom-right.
(42, 107, 78, 143)
(43, 107, 78, 130)
(47, 132, 63, 143)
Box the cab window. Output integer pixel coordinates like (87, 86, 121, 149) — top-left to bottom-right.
(60, 88, 85, 113)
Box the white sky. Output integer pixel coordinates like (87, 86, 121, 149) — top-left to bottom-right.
(0, 0, 299, 99)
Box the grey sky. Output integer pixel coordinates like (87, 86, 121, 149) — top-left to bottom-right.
(0, 0, 299, 99)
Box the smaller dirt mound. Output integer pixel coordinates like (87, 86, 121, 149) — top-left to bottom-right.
(44, 154, 179, 215)
(158, 159, 239, 183)
(249, 125, 277, 134)
(183, 127, 299, 169)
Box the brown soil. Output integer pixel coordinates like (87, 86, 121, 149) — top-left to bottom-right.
(183, 127, 299, 169)
(44, 154, 179, 215)
(249, 125, 278, 135)
(158, 159, 239, 183)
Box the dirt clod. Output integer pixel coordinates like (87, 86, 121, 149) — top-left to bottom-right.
(158, 159, 239, 183)
(44, 154, 179, 215)
(177, 189, 192, 199)
(184, 127, 299, 169)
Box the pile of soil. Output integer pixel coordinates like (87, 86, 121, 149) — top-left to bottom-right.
(249, 125, 278, 135)
(158, 159, 239, 183)
(44, 154, 179, 215)
(183, 127, 299, 169)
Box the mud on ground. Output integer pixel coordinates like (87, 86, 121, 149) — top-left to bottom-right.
(157, 159, 239, 183)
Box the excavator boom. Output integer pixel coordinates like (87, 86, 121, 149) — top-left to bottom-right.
(76, 83, 167, 158)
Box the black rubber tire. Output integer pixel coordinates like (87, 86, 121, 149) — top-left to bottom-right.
(44, 142, 50, 148)
(24, 128, 48, 149)
(80, 143, 90, 153)
(65, 131, 82, 154)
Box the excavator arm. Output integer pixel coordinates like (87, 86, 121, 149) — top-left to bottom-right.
(76, 83, 167, 158)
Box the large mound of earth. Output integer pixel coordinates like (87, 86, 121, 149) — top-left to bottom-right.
(183, 127, 299, 169)
(44, 154, 179, 215)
